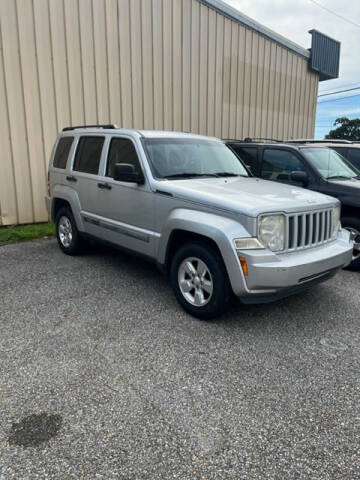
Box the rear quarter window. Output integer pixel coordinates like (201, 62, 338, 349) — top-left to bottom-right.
(53, 137, 74, 169)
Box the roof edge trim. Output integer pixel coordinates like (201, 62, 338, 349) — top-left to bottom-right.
(198, 0, 310, 58)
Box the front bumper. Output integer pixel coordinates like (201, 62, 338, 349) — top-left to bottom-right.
(232, 229, 353, 303)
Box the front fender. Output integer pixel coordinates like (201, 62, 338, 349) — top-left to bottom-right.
(158, 209, 252, 296)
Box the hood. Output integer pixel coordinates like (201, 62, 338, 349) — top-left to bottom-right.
(327, 178, 360, 206)
(156, 177, 337, 217)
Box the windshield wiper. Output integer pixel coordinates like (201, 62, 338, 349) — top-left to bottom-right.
(212, 172, 245, 177)
(327, 175, 352, 180)
(164, 173, 220, 179)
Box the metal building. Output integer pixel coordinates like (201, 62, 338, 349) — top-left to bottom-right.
(0, 0, 340, 225)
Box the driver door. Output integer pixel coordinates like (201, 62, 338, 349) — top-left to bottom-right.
(90, 136, 156, 258)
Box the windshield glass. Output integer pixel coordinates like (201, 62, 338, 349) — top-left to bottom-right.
(301, 147, 360, 180)
(142, 138, 249, 179)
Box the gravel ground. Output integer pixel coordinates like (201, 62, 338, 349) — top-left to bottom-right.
(0, 238, 359, 479)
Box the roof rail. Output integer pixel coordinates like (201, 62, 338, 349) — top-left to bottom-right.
(223, 137, 282, 143)
(243, 137, 282, 143)
(286, 139, 352, 144)
(62, 124, 118, 131)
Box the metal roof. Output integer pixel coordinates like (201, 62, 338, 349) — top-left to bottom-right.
(198, 0, 311, 58)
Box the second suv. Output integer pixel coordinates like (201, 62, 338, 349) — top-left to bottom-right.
(226, 140, 360, 270)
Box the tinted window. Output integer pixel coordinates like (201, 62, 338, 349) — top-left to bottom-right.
(331, 147, 348, 157)
(346, 148, 360, 169)
(106, 138, 141, 178)
(230, 145, 258, 169)
(73, 136, 104, 175)
(53, 137, 73, 169)
(302, 148, 359, 179)
(261, 149, 306, 181)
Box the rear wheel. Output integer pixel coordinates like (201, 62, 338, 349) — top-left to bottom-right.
(55, 207, 84, 255)
(342, 216, 360, 271)
(170, 242, 232, 319)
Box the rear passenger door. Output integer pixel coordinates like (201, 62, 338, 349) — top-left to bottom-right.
(93, 136, 156, 257)
(70, 135, 105, 237)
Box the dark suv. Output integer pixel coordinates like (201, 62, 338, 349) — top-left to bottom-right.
(226, 140, 360, 269)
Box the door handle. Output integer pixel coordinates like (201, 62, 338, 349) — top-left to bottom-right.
(97, 182, 112, 190)
(66, 175, 77, 182)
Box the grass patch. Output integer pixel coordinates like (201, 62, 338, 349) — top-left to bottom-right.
(0, 222, 55, 246)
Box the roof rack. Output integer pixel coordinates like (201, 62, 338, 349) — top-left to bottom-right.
(62, 124, 118, 131)
(286, 139, 352, 144)
(223, 137, 282, 143)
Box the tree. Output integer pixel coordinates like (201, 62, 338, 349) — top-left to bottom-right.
(325, 117, 360, 141)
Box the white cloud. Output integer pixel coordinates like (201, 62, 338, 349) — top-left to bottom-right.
(223, 0, 360, 92)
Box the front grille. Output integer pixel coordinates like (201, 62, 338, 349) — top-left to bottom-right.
(285, 208, 333, 252)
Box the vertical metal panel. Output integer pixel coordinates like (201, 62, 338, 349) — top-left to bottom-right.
(206, 7, 216, 135)
(152, 0, 164, 129)
(0, 17, 18, 225)
(93, 0, 110, 123)
(0, 0, 34, 223)
(18, 0, 48, 221)
(141, 0, 154, 129)
(118, 0, 133, 127)
(172, 0, 182, 131)
(228, 21, 238, 140)
(105, 0, 122, 125)
(0, 0, 320, 225)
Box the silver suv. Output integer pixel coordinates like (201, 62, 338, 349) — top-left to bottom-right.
(46, 126, 354, 319)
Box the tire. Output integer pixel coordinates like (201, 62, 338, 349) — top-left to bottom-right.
(55, 207, 84, 255)
(170, 241, 232, 319)
(342, 216, 360, 271)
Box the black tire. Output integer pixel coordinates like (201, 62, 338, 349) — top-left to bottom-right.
(170, 241, 232, 319)
(342, 216, 360, 271)
(55, 207, 84, 255)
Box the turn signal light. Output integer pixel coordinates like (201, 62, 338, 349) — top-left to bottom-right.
(239, 256, 248, 276)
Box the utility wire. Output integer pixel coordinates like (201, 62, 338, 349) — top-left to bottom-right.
(318, 87, 360, 97)
(309, 0, 360, 29)
(318, 93, 360, 104)
(320, 81, 360, 94)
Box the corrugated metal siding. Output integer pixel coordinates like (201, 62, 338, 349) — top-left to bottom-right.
(0, 0, 319, 225)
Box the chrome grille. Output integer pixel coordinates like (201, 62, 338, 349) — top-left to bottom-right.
(285, 209, 333, 252)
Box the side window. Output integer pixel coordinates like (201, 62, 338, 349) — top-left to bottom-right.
(346, 148, 360, 169)
(261, 149, 306, 181)
(73, 136, 104, 175)
(53, 137, 74, 169)
(106, 137, 141, 178)
(230, 145, 258, 170)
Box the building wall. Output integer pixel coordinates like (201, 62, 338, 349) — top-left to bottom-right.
(0, 0, 319, 225)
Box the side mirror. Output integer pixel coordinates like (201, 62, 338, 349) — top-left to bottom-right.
(290, 171, 309, 187)
(113, 163, 144, 184)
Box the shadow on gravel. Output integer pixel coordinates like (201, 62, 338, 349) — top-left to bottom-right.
(8, 413, 62, 448)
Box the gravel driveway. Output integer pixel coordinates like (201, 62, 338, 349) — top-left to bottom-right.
(0, 239, 359, 479)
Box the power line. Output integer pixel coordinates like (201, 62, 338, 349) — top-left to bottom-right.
(318, 87, 360, 97)
(319, 81, 360, 94)
(318, 93, 360, 104)
(309, 0, 360, 29)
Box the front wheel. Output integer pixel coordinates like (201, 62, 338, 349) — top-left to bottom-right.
(170, 242, 232, 319)
(343, 216, 360, 271)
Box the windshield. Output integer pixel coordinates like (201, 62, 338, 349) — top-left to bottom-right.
(142, 138, 249, 179)
(301, 147, 360, 180)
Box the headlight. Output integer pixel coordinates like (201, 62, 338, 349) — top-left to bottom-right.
(332, 205, 341, 237)
(234, 238, 264, 250)
(258, 214, 285, 252)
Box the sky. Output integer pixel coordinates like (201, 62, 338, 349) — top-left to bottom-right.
(223, 0, 360, 139)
